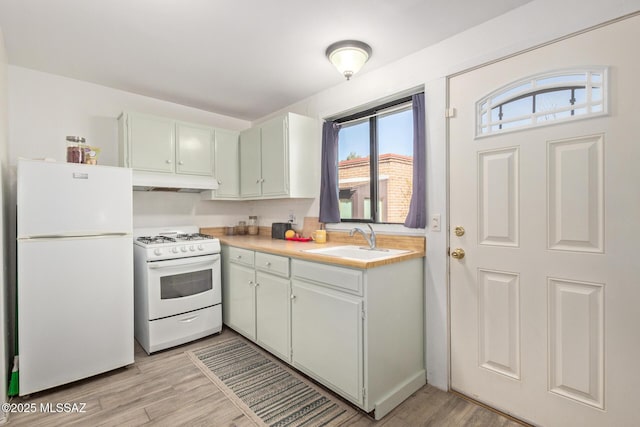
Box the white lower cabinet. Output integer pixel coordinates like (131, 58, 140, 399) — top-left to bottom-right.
(225, 262, 256, 340)
(256, 272, 290, 361)
(222, 246, 291, 362)
(222, 245, 425, 420)
(291, 279, 363, 405)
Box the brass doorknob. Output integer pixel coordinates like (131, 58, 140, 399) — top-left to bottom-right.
(454, 226, 465, 237)
(451, 248, 465, 259)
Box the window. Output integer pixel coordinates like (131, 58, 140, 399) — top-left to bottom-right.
(477, 68, 607, 137)
(336, 96, 415, 223)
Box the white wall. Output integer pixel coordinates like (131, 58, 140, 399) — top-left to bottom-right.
(0, 25, 9, 414)
(7, 67, 251, 166)
(253, 0, 640, 390)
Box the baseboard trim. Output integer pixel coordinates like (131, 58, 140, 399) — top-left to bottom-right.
(373, 370, 426, 420)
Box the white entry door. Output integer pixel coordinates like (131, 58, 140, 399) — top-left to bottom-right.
(449, 15, 640, 426)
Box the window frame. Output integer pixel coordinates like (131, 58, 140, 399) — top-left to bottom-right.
(335, 95, 414, 224)
(476, 67, 608, 138)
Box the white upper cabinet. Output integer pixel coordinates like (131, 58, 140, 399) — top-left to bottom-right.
(260, 115, 288, 197)
(119, 112, 213, 176)
(239, 126, 262, 198)
(175, 122, 213, 176)
(126, 113, 175, 173)
(239, 112, 319, 200)
(213, 129, 240, 198)
(120, 111, 317, 199)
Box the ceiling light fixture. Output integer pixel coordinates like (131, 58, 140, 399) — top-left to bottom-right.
(326, 40, 372, 81)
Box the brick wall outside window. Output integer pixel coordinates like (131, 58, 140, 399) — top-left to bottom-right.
(338, 153, 413, 223)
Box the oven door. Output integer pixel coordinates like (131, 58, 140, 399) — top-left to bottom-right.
(147, 254, 220, 320)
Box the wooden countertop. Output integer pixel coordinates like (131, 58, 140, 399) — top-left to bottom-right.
(201, 228, 425, 269)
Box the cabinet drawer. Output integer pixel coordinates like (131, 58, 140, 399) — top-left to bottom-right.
(228, 247, 254, 267)
(291, 259, 363, 296)
(255, 252, 289, 277)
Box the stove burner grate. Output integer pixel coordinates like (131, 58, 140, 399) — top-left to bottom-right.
(137, 236, 176, 245)
(175, 233, 215, 241)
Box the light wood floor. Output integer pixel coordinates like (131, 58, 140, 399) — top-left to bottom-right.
(6, 328, 524, 426)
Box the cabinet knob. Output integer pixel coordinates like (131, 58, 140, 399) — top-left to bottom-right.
(217, 179, 222, 185)
(166, 159, 172, 164)
(256, 179, 260, 183)
(265, 262, 271, 267)
(179, 161, 184, 165)
(236, 255, 242, 259)
(248, 280, 254, 286)
(290, 295, 296, 300)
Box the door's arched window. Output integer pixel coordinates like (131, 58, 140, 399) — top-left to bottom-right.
(476, 68, 607, 137)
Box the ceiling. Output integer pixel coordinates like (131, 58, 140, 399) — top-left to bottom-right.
(0, 0, 532, 121)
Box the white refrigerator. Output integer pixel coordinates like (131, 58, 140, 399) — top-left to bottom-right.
(17, 159, 134, 395)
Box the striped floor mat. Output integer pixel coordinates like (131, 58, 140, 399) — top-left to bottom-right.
(187, 336, 358, 427)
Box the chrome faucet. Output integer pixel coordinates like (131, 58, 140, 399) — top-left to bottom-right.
(349, 223, 377, 249)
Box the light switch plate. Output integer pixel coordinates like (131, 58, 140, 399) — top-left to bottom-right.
(430, 214, 441, 232)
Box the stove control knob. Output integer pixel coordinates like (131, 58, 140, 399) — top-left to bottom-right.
(189, 245, 195, 252)
(154, 249, 162, 256)
(181, 246, 188, 253)
(197, 244, 204, 251)
(171, 247, 179, 254)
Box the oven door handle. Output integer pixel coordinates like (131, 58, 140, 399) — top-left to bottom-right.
(148, 254, 220, 270)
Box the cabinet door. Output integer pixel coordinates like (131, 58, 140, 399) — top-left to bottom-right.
(176, 122, 213, 176)
(260, 116, 288, 197)
(226, 263, 256, 340)
(214, 129, 240, 198)
(256, 272, 290, 362)
(128, 114, 175, 173)
(291, 279, 363, 405)
(240, 126, 262, 197)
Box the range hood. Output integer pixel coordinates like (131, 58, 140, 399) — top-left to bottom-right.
(132, 171, 219, 193)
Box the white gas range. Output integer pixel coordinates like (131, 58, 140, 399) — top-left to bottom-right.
(133, 226, 222, 354)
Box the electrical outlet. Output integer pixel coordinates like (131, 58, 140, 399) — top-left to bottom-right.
(430, 214, 441, 232)
(288, 211, 296, 224)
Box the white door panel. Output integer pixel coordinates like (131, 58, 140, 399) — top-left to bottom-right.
(449, 16, 640, 426)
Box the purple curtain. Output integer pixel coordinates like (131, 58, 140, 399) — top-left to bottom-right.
(319, 121, 341, 223)
(404, 93, 426, 228)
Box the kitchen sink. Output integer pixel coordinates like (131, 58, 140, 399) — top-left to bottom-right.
(302, 245, 410, 261)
